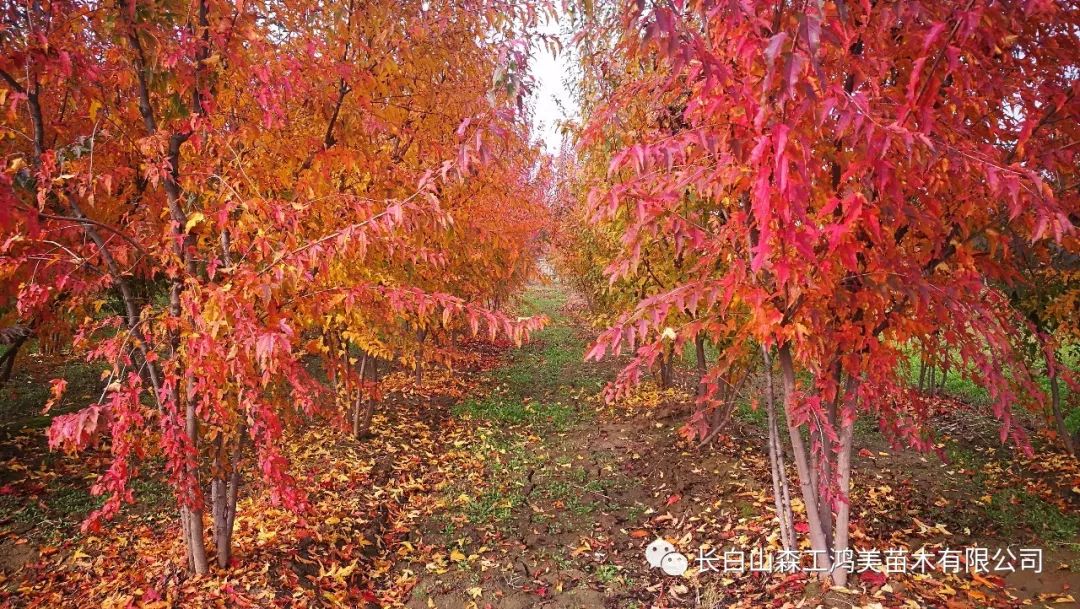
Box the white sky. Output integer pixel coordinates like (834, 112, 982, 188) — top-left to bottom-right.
(530, 17, 576, 156)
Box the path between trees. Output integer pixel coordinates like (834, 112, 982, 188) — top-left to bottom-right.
(0, 279, 1077, 608)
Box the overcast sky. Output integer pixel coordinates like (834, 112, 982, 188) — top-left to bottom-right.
(530, 18, 576, 156)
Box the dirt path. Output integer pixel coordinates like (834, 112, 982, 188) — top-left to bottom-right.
(402, 280, 716, 609)
(401, 280, 1080, 609)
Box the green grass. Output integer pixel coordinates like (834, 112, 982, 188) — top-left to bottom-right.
(47, 484, 103, 519)
(944, 442, 987, 472)
(902, 344, 1080, 420)
(594, 564, 620, 584)
(518, 284, 569, 321)
(132, 475, 173, 506)
(492, 323, 601, 395)
(453, 396, 576, 430)
(454, 281, 599, 432)
(551, 550, 573, 571)
(463, 489, 521, 524)
(0, 354, 102, 435)
(0, 494, 44, 529)
(735, 400, 767, 426)
(901, 351, 990, 404)
(985, 488, 1080, 545)
(444, 282, 613, 530)
(485, 439, 531, 476)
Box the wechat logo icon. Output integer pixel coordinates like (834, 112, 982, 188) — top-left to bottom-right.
(645, 538, 688, 576)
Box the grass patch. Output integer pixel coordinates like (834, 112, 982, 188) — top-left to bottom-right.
(735, 400, 766, 427)
(463, 489, 521, 524)
(944, 442, 987, 473)
(901, 350, 990, 405)
(595, 563, 620, 584)
(453, 396, 576, 431)
(48, 484, 103, 519)
(0, 355, 102, 435)
(985, 489, 1080, 544)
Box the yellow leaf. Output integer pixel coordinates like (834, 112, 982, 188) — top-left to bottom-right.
(335, 560, 357, 580)
(466, 587, 482, 599)
(450, 549, 466, 562)
(184, 212, 205, 233)
(325, 516, 341, 525)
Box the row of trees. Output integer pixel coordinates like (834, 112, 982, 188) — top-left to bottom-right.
(555, 0, 1078, 587)
(0, 0, 550, 573)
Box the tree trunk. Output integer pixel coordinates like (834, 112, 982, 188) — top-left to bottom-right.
(0, 334, 28, 387)
(358, 399, 375, 439)
(927, 364, 937, 396)
(210, 431, 244, 568)
(183, 391, 210, 574)
(352, 354, 368, 439)
(762, 346, 796, 550)
(1048, 358, 1075, 456)
(830, 380, 858, 587)
(918, 359, 927, 390)
(211, 476, 228, 567)
(180, 503, 193, 569)
(415, 329, 426, 386)
(659, 348, 674, 389)
(695, 333, 707, 399)
(816, 452, 834, 552)
(938, 353, 949, 393)
(224, 442, 242, 559)
(777, 345, 833, 573)
(363, 358, 379, 436)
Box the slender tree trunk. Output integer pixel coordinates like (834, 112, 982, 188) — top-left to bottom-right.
(918, 359, 927, 390)
(698, 370, 751, 447)
(1048, 358, 1075, 456)
(938, 354, 949, 393)
(830, 379, 858, 587)
(358, 398, 375, 439)
(181, 507, 208, 573)
(352, 354, 368, 438)
(777, 345, 833, 573)
(659, 347, 674, 389)
(816, 454, 834, 551)
(211, 473, 227, 567)
(415, 328, 426, 386)
(183, 386, 210, 574)
(927, 364, 937, 397)
(762, 346, 795, 550)
(210, 430, 244, 568)
(211, 434, 226, 566)
(224, 435, 242, 558)
(181, 503, 193, 569)
(358, 358, 378, 438)
(695, 333, 707, 399)
(339, 329, 349, 409)
(0, 334, 27, 387)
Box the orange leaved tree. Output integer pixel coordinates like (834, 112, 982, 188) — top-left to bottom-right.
(0, 0, 550, 572)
